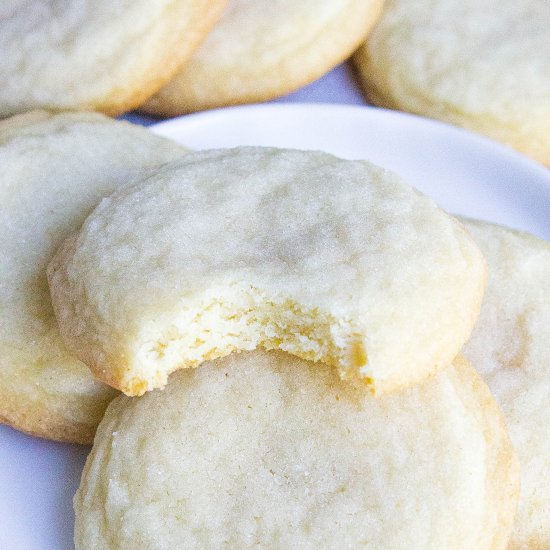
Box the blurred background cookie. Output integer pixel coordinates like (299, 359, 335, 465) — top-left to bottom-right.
(48, 147, 485, 397)
(0, 0, 226, 117)
(142, 0, 384, 115)
(74, 351, 518, 549)
(463, 220, 550, 548)
(0, 111, 184, 444)
(354, 0, 550, 165)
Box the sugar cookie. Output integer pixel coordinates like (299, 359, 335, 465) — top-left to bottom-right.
(463, 219, 550, 548)
(48, 147, 485, 396)
(0, 111, 184, 443)
(142, 0, 384, 115)
(74, 351, 518, 549)
(0, 0, 226, 117)
(354, 0, 550, 165)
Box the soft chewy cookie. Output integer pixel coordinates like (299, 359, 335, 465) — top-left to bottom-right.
(142, 0, 384, 115)
(48, 147, 486, 396)
(463, 220, 550, 549)
(354, 0, 550, 165)
(0, 0, 226, 117)
(74, 351, 518, 549)
(0, 111, 184, 444)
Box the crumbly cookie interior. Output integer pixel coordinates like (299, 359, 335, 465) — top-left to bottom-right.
(132, 288, 369, 396)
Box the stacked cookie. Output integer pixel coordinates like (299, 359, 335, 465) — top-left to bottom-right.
(462, 221, 550, 549)
(1, 113, 549, 548)
(46, 144, 500, 546)
(74, 354, 516, 549)
(0, 111, 185, 443)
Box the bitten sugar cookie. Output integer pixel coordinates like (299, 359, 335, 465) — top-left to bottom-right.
(0, 0, 226, 117)
(354, 0, 550, 165)
(463, 220, 550, 549)
(0, 111, 184, 444)
(142, 0, 384, 115)
(48, 147, 485, 396)
(74, 351, 519, 549)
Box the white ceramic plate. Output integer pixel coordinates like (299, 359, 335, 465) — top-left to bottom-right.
(1, 104, 549, 550)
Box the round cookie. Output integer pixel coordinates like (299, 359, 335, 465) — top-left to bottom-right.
(48, 147, 486, 397)
(142, 0, 385, 115)
(463, 219, 550, 549)
(0, 111, 185, 444)
(0, 0, 226, 117)
(74, 351, 519, 549)
(354, 0, 550, 165)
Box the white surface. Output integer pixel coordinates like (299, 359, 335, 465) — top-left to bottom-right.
(1, 102, 549, 550)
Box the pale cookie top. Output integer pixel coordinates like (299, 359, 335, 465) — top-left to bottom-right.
(142, 0, 384, 115)
(0, 0, 226, 117)
(0, 111, 184, 444)
(74, 351, 518, 550)
(354, 0, 550, 165)
(48, 147, 486, 396)
(463, 220, 550, 549)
